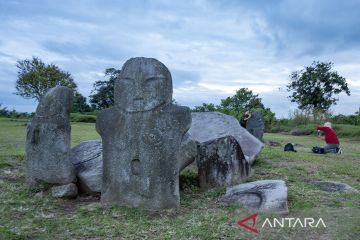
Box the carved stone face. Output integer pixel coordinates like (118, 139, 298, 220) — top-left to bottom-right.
(115, 58, 172, 112)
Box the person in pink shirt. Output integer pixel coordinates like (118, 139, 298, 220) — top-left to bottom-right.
(317, 122, 342, 154)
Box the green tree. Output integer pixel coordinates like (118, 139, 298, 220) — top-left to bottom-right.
(192, 103, 217, 112)
(0, 104, 9, 117)
(192, 88, 275, 128)
(15, 57, 77, 101)
(219, 88, 264, 118)
(287, 61, 350, 115)
(89, 68, 120, 110)
(72, 92, 91, 112)
(220, 88, 264, 111)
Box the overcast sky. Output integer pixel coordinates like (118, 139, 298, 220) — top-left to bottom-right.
(1, 0, 360, 118)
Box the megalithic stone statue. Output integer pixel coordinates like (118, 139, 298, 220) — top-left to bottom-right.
(26, 86, 76, 186)
(96, 57, 191, 209)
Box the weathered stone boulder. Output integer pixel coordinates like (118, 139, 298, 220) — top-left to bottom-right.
(51, 183, 78, 199)
(246, 111, 265, 141)
(188, 112, 263, 165)
(26, 86, 76, 186)
(96, 57, 191, 209)
(197, 136, 250, 188)
(314, 181, 358, 193)
(290, 128, 313, 136)
(220, 180, 289, 214)
(71, 140, 102, 193)
(179, 133, 199, 172)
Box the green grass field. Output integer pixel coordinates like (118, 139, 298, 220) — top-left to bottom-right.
(0, 118, 359, 239)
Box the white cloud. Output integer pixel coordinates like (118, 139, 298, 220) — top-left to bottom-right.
(0, 0, 359, 117)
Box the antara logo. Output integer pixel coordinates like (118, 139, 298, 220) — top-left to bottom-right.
(237, 214, 326, 234)
(262, 217, 326, 228)
(237, 213, 259, 234)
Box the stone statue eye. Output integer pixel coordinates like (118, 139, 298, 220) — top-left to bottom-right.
(146, 76, 165, 83)
(120, 78, 134, 83)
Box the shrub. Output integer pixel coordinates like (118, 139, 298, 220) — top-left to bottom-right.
(288, 109, 311, 125)
(70, 113, 97, 123)
(0, 104, 32, 119)
(331, 114, 360, 126)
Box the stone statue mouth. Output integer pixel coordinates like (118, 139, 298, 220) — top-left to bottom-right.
(133, 97, 144, 101)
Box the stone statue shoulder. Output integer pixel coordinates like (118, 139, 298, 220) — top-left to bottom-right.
(162, 104, 191, 133)
(96, 107, 124, 135)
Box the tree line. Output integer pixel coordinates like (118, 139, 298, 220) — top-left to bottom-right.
(12, 57, 353, 125)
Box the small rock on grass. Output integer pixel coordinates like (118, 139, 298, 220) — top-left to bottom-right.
(264, 141, 282, 147)
(314, 181, 358, 193)
(51, 183, 78, 198)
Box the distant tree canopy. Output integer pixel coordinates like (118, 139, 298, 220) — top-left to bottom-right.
(89, 68, 119, 110)
(287, 61, 350, 114)
(193, 88, 275, 128)
(72, 92, 91, 112)
(15, 57, 77, 102)
(192, 103, 217, 112)
(219, 88, 264, 113)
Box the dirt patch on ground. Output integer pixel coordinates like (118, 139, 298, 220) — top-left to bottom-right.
(0, 168, 23, 182)
(54, 194, 101, 215)
(273, 160, 320, 174)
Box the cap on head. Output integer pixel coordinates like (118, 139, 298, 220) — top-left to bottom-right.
(324, 122, 332, 128)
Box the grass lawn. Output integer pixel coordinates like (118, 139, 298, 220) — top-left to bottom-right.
(0, 117, 359, 239)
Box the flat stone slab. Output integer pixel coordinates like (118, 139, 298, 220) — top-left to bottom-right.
(220, 180, 289, 214)
(314, 181, 358, 193)
(51, 183, 78, 198)
(71, 140, 102, 193)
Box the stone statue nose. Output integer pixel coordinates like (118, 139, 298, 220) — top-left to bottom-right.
(133, 78, 145, 97)
(133, 88, 143, 99)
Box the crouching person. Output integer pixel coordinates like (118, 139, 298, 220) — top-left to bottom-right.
(317, 122, 342, 154)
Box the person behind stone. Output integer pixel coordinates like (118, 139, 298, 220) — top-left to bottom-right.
(317, 122, 341, 153)
(240, 111, 251, 128)
(245, 111, 264, 141)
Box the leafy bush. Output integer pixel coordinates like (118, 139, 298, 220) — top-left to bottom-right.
(179, 170, 199, 192)
(331, 114, 360, 126)
(70, 113, 97, 123)
(332, 124, 360, 138)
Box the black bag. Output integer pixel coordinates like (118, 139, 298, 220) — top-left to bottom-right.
(284, 143, 297, 152)
(312, 146, 325, 154)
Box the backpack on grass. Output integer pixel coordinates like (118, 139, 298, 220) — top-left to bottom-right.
(312, 146, 325, 154)
(284, 143, 297, 152)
